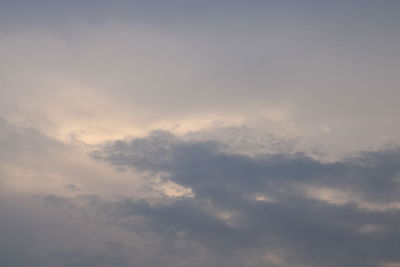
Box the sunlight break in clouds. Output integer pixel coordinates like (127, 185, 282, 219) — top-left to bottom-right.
(1, 1, 400, 266)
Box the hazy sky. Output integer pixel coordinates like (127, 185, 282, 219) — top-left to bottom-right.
(1, 1, 400, 267)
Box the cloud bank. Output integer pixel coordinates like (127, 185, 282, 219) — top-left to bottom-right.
(2, 119, 400, 266)
(89, 130, 400, 267)
(1, 1, 400, 266)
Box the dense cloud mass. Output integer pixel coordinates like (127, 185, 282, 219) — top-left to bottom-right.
(2, 118, 400, 266)
(89, 131, 400, 267)
(1, 1, 400, 266)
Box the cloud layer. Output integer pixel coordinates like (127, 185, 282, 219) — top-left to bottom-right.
(1, 1, 400, 266)
(2, 118, 400, 266)
(90, 131, 400, 266)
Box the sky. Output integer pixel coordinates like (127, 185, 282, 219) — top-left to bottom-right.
(1, 1, 400, 266)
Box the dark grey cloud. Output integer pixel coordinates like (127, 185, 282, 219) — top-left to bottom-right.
(0, 191, 249, 267)
(93, 130, 400, 205)
(91, 131, 400, 267)
(0, 192, 132, 267)
(2, 118, 400, 266)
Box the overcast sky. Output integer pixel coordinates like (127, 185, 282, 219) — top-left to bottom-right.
(1, 1, 400, 266)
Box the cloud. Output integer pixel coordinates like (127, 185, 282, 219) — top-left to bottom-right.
(1, 120, 400, 266)
(1, 2, 400, 266)
(91, 131, 400, 266)
(1, 1, 400, 151)
(0, 117, 151, 197)
(0, 191, 134, 267)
